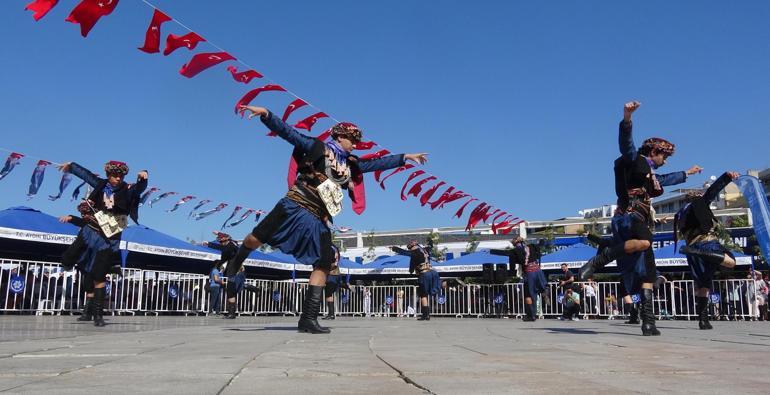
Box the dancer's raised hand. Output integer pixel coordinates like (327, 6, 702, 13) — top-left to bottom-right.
(405, 153, 429, 165)
(238, 105, 268, 119)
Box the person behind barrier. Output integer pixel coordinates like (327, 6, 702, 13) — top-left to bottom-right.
(490, 237, 547, 321)
(58, 160, 148, 327)
(322, 246, 350, 320)
(391, 241, 441, 321)
(559, 288, 581, 321)
(206, 232, 240, 319)
(208, 261, 225, 315)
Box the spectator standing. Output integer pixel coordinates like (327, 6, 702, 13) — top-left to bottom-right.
(208, 262, 225, 315)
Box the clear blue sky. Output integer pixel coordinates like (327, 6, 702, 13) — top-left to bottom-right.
(1, 0, 768, 242)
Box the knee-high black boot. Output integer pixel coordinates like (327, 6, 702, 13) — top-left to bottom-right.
(522, 303, 535, 321)
(298, 285, 330, 334)
(224, 245, 254, 277)
(641, 289, 660, 336)
(224, 301, 237, 319)
(418, 305, 431, 321)
(93, 288, 106, 327)
(624, 303, 639, 324)
(697, 296, 712, 330)
(579, 243, 626, 280)
(679, 246, 726, 266)
(322, 301, 335, 320)
(77, 297, 93, 322)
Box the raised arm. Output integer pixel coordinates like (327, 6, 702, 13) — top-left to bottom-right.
(489, 249, 515, 257)
(618, 101, 641, 163)
(62, 162, 102, 188)
(703, 172, 739, 203)
(656, 171, 687, 187)
(391, 246, 411, 256)
(238, 105, 316, 153)
(358, 154, 406, 173)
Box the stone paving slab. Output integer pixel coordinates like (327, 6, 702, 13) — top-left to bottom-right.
(0, 316, 769, 394)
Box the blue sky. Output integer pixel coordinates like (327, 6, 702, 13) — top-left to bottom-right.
(0, 0, 768, 242)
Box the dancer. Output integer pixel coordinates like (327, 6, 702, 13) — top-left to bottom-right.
(59, 161, 148, 327)
(228, 105, 428, 333)
(675, 171, 740, 329)
(391, 241, 441, 321)
(491, 237, 547, 321)
(322, 246, 350, 320)
(579, 101, 701, 335)
(206, 232, 240, 319)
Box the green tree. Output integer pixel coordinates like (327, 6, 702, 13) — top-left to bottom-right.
(465, 231, 480, 253)
(426, 230, 447, 261)
(362, 230, 376, 262)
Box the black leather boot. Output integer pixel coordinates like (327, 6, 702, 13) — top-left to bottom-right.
(224, 301, 237, 319)
(224, 245, 254, 277)
(417, 305, 431, 321)
(640, 289, 660, 336)
(93, 288, 106, 327)
(322, 301, 335, 320)
(77, 297, 93, 322)
(680, 246, 725, 266)
(624, 303, 639, 324)
(579, 244, 625, 280)
(522, 304, 535, 321)
(696, 296, 712, 330)
(298, 286, 330, 334)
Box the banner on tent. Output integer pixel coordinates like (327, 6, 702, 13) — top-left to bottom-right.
(0, 227, 76, 245)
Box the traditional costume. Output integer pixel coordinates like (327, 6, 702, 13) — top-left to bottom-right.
(392, 241, 441, 320)
(491, 239, 547, 321)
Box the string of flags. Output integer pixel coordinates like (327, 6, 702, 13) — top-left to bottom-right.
(17, 0, 522, 233)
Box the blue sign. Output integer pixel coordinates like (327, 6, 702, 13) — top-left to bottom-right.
(631, 294, 641, 303)
(437, 294, 446, 305)
(9, 275, 24, 294)
(494, 293, 504, 305)
(105, 282, 111, 295)
(341, 291, 349, 304)
(556, 293, 564, 304)
(168, 284, 179, 299)
(385, 296, 393, 305)
(709, 293, 721, 304)
(272, 290, 281, 303)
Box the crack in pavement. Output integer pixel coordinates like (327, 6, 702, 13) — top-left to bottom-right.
(216, 337, 293, 395)
(0, 345, 74, 359)
(368, 334, 435, 394)
(452, 344, 488, 356)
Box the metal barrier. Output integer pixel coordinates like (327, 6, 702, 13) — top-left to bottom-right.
(2, 258, 768, 321)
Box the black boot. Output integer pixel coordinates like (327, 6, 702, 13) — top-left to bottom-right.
(680, 246, 725, 266)
(77, 297, 93, 322)
(624, 303, 639, 324)
(322, 301, 335, 320)
(696, 296, 712, 330)
(298, 285, 330, 334)
(587, 234, 611, 253)
(522, 304, 535, 321)
(93, 288, 106, 327)
(640, 289, 660, 336)
(224, 245, 254, 277)
(224, 301, 237, 319)
(579, 244, 625, 280)
(417, 305, 431, 321)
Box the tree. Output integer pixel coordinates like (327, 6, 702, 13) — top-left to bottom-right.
(362, 230, 376, 262)
(465, 231, 480, 253)
(426, 230, 447, 261)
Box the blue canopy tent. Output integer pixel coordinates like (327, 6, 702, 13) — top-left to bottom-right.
(0, 206, 81, 261)
(434, 250, 508, 276)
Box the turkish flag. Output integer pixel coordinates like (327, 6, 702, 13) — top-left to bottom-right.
(359, 149, 390, 161)
(428, 186, 455, 209)
(379, 164, 414, 190)
(65, 0, 120, 37)
(354, 141, 377, 150)
(407, 176, 437, 198)
(294, 112, 328, 131)
(420, 181, 446, 207)
(227, 66, 262, 84)
(454, 197, 478, 218)
(179, 51, 235, 78)
(138, 9, 171, 54)
(281, 99, 308, 122)
(483, 208, 500, 223)
(399, 170, 426, 200)
(25, 0, 59, 21)
(235, 84, 286, 113)
(164, 32, 205, 56)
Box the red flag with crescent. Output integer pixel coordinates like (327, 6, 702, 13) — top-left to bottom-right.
(65, 0, 120, 37)
(138, 9, 172, 54)
(164, 32, 205, 56)
(378, 164, 414, 190)
(399, 170, 426, 200)
(179, 52, 234, 78)
(235, 84, 286, 113)
(25, 0, 59, 21)
(226, 66, 262, 84)
(294, 112, 328, 131)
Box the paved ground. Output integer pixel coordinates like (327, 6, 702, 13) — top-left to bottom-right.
(0, 315, 769, 394)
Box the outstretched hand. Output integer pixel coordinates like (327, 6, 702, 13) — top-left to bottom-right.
(136, 170, 149, 181)
(727, 171, 740, 180)
(58, 215, 72, 223)
(238, 105, 268, 119)
(686, 165, 703, 176)
(405, 153, 428, 165)
(57, 162, 71, 173)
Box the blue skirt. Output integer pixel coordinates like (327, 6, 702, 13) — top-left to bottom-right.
(523, 269, 547, 300)
(418, 270, 441, 296)
(256, 198, 332, 267)
(686, 240, 732, 288)
(80, 226, 120, 274)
